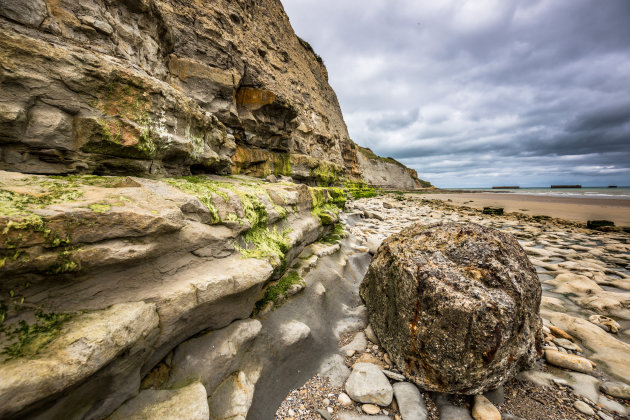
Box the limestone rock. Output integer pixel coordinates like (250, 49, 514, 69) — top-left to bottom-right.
(341, 332, 368, 354)
(0, 302, 160, 419)
(319, 354, 351, 388)
(542, 311, 630, 382)
(207, 368, 261, 420)
(345, 363, 394, 406)
(0, 0, 426, 188)
(393, 382, 428, 420)
(361, 403, 381, 415)
(544, 349, 593, 373)
(433, 393, 473, 420)
(573, 400, 595, 416)
(365, 324, 380, 345)
(108, 382, 209, 420)
(167, 319, 262, 393)
(360, 222, 543, 394)
(471, 395, 501, 420)
(277, 320, 311, 348)
(600, 381, 630, 400)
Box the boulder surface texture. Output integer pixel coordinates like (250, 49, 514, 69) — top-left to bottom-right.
(360, 222, 543, 394)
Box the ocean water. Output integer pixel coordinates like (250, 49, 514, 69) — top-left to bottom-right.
(454, 187, 630, 199)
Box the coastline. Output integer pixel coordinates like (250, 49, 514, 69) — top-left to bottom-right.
(421, 192, 630, 227)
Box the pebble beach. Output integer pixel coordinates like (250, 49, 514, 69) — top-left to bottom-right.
(275, 193, 630, 420)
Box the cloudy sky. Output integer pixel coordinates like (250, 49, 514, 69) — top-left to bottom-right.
(283, 0, 630, 188)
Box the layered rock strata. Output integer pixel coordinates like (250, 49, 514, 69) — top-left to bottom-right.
(0, 0, 427, 189)
(0, 170, 344, 419)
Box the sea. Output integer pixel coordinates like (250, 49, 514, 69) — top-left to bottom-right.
(452, 187, 630, 200)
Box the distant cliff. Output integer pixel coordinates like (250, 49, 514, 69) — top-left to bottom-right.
(0, 0, 429, 189)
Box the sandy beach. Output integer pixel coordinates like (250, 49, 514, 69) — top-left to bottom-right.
(423, 192, 630, 227)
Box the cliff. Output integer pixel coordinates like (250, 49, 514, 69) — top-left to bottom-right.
(0, 0, 427, 188)
(0, 1, 431, 418)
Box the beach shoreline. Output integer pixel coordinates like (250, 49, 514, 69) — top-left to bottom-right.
(420, 192, 630, 227)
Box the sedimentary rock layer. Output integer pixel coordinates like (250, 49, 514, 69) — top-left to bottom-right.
(0, 170, 344, 419)
(0, 0, 426, 188)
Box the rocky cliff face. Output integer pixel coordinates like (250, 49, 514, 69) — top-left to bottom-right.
(0, 170, 346, 419)
(0, 0, 426, 188)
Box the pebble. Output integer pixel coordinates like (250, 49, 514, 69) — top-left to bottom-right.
(382, 369, 406, 381)
(338, 392, 353, 406)
(362, 403, 380, 414)
(553, 337, 582, 352)
(365, 324, 380, 345)
(392, 382, 428, 420)
(574, 400, 595, 416)
(472, 395, 501, 420)
(544, 349, 593, 373)
(597, 411, 613, 420)
(345, 363, 393, 406)
(383, 353, 391, 366)
(549, 325, 575, 341)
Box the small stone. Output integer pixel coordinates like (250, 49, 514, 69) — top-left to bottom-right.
(544, 349, 593, 373)
(365, 324, 380, 345)
(553, 337, 582, 352)
(362, 404, 380, 415)
(393, 382, 428, 420)
(345, 363, 393, 406)
(354, 353, 387, 369)
(289, 408, 295, 416)
(472, 395, 501, 420)
(338, 392, 353, 407)
(383, 353, 391, 366)
(549, 325, 575, 341)
(327, 406, 333, 414)
(382, 370, 406, 381)
(597, 411, 614, 420)
(346, 350, 356, 357)
(600, 381, 630, 400)
(574, 400, 595, 416)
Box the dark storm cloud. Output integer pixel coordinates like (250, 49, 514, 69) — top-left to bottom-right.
(282, 0, 630, 187)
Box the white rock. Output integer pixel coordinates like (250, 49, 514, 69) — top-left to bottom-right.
(314, 282, 326, 296)
(364, 324, 380, 345)
(600, 381, 630, 400)
(573, 400, 594, 416)
(278, 320, 311, 348)
(345, 363, 393, 406)
(319, 354, 351, 387)
(341, 332, 368, 354)
(338, 392, 353, 407)
(168, 319, 261, 393)
(362, 403, 380, 414)
(393, 382, 428, 420)
(109, 382, 209, 420)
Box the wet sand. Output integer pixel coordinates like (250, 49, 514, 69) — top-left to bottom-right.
(423, 192, 630, 227)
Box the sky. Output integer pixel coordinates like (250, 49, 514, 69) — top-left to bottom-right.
(282, 0, 630, 188)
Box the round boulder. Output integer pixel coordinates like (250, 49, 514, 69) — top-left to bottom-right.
(359, 222, 543, 394)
